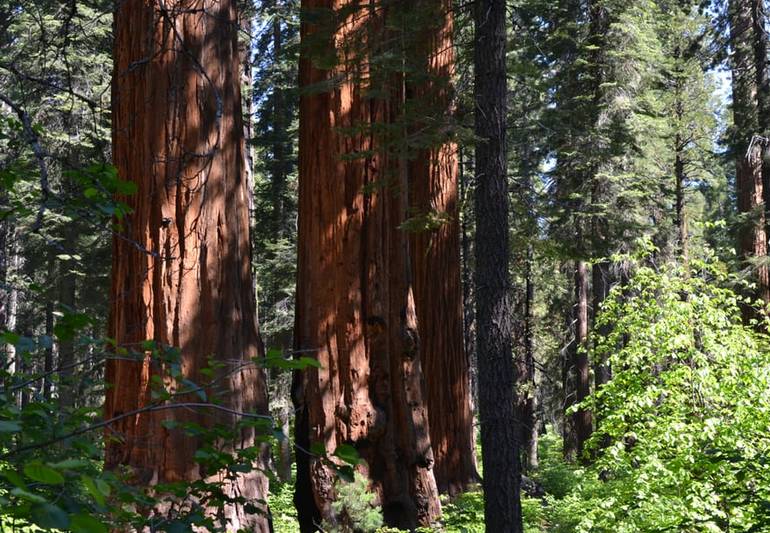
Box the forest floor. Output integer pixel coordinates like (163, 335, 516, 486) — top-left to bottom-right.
(269, 432, 575, 532)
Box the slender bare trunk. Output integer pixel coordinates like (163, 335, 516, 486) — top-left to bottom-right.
(572, 259, 591, 459)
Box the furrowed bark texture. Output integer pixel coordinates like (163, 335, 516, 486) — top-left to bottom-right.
(408, 0, 478, 496)
(572, 259, 591, 459)
(294, 1, 440, 530)
(730, 0, 770, 307)
(107, 1, 270, 529)
(752, 0, 770, 226)
(522, 253, 538, 471)
(474, 0, 523, 531)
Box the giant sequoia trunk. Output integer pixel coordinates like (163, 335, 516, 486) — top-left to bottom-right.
(730, 0, 770, 308)
(294, 1, 441, 530)
(107, 1, 270, 529)
(474, 0, 523, 530)
(407, 0, 478, 496)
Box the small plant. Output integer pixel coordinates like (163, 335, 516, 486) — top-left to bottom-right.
(322, 471, 384, 533)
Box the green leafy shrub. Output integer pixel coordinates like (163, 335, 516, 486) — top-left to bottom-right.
(550, 259, 770, 532)
(322, 471, 384, 533)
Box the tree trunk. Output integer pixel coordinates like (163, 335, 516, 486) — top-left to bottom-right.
(0, 212, 10, 369)
(752, 0, 770, 229)
(474, 0, 523, 530)
(408, 0, 478, 497)
(592, 261, 611, 390)
(522, 253, 538, 471)
(294, 2, 440, 530)
(572, 259, 592, 458)
(730, 0, 770, 308)
(270, 7, 288, 237)
(674, 133, 688, 260)
(107, 1, 270, 529)
(459, 148, 476, 407)
(44, 254, 54, 402)
(241, 0, 256, 223)
(6, 236, 18, 377)
(57, 243, 77, 409)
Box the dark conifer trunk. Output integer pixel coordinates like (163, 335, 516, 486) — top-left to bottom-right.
(752, 0, 770, 225)
(674, 133, 688, 259)
(523, 252, 538, 471)
(572, 259, 591, 459)
(474, 0, 523, 530)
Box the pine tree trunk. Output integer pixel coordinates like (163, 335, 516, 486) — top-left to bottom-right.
(43, 254, 54, 401)
(408, 0, 478, 497)
(459, 147, 477, 421)
(294, 2, 440, 529)
(730, 0, 770, 307)
(572, 259, 592, 458)
(107, 1, 270, 529)
(523, 254, 538, 471)
(752, 0, 770, 227)
(58, 244, 77, 409)
(6, 237, 18, 377)
(271, 8, 287, 236)
(0, 212, 9, 368)
(592, 261, 611, 389)
(474, 0, 523, 530)
(674, 133, 688, 259)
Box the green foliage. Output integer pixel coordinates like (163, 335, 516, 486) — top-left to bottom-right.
(549, 258, 770, 532)
(322, 472, 384, 533)
(0, 324, 324, 531)
(532, 433, 581, 500)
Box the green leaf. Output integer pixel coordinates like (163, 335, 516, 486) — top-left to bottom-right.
(24, 462, 65, 485)
(10, 487, 45, 503)
(70, 513, 108, 533)
(2, 469, 27, 489)
(83, 187, 99, 199)
(333, 444, 360, 466)
(94, 478, 111, 498)
(0, 331, 19, 345)
(81, 476, 105, 506)
(296, 356, 322, 369)
(49, 458, 89, 470)
(31, 503, 69, 530)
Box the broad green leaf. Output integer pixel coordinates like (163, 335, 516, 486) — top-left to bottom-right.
(31, 503, 69, 530)
(24, 462, 65, 485)
(333, 443, 360, 466)
(70, 513, 108, 533)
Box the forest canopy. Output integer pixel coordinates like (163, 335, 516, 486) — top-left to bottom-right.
(0, 0, 769, 532)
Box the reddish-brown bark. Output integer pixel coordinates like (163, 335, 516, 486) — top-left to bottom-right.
(730, 0, 770, 309)
(294, 1, 441, 530)
(573, 259, 592, 459)
(407, 0, 478, 496)
(107, 1, 270, 529)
